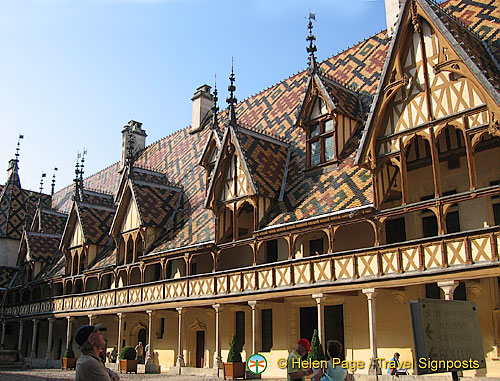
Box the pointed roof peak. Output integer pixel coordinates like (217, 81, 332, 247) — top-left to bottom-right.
(211, 74, 220, 131)
(227, 58, 238, 126)
(7, 134, 24, 178)
(51, 167, 58, 196)
(306, 12, 318, 74)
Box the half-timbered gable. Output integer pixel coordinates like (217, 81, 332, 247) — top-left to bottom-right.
(199, 128, 222, 192)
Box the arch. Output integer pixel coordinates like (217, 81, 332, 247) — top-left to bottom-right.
(65, 280, 73, 295)
(130, 321, 148, 348)
(189, 252, 213, 275)
(117, 269, 127, 288)
(473, 133, 500, 188)
(236, 201, 254, 240)
(74, 278, 84, 294)
(41, 284, 51, 298)
(436, 124, 469, 191)
(79, 252, 86, 274)
(257, 238, 289, 264)
(72, 251, 79, 275)
(294, 231, 328, 258)
(144, 263, 162, 283)
(53, 282, 64, 297)
(334, 222, 375, 252)
(117, 236, 125, 266)
(129, 266, 142, 285)
(405, 135, 434, 203)
(187, 318, 207, 368)
(86, 276, 99, 292)
(100, 273, 114, 290)
(166, 258, 186, 279)
(218, 245, 253, 271)
(136, 235, 144, 261)
(126, 236, 134, 264)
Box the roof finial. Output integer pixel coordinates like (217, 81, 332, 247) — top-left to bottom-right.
(227, 57, 237, 126)
(39, 172, 46, 195)
(211, 74, 219, 131)
(306, 12, 318, 74)
(80, 149, 87, 183)
(9, 134, 24, 175)
(51, 167, 58, 196)
(73, 152, 82, 201)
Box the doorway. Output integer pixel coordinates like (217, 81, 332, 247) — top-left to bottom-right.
(138, 328, 146, 346)
(196, 331, 205, 368)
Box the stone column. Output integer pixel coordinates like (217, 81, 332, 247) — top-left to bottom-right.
(0, 322, 6, 350)
(438, 280, 458, 300)
(146, 310, 153, 356)
(248, 301, 258, 355)
(66, 316, 73, 348)
(176, 307, 185, 367)
(117, 313, 124, 357)
(45, 318, 55, 360)
(145, 310, 160, 373)
(213, 304, 223, 369)
(88, 314, 94, 325)
(18, 321, 24, 358)
(362, 288, 381, 375)
(312, 293, 325, 352)
(30, 319, 39, 358)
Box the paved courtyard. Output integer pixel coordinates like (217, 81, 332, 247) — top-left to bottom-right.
(0, 368, 287, 381)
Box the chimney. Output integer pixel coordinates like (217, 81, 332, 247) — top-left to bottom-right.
(385, 0, 403, 38)
(121, 120, 147, 171)
(6, 159, 18, 180)
(191, 84, 214, 132)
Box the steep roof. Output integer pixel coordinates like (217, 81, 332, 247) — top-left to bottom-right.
(24, 232, 61, 262)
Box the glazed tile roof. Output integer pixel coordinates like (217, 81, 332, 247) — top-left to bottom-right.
(33, 208, 67, 235)
(25, 232, 61, 262)
(78, 204, 115, 246)
(319, 74, 364, 121)
(46, 0, 498, 256)
(0, 267, 18, 288)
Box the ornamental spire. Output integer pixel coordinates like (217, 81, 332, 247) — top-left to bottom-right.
(8, 134, 24, 176)
(51, 167, 58, 196)
(306, 12, 318, 74)
(211, 74, 219, 131)
(227, 58, 237, 126)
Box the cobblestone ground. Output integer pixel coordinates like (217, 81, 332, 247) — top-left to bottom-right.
(0, 369, 287, 381)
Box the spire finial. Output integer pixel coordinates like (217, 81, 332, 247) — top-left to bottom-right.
(51, 167, 58, 196)
(79, 149, 87, 183)
(9, 134, 24, 175)
(15, 134, 24, 163)
(227, 57, 237, 126)
(39, 172, 46, 195)
(73, 152, 82, 201)
(211, 74, 219, 131)
(306, 12, 318, 74)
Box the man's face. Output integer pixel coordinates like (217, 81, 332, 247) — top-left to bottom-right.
(298, 344, 307, 356)
(88, 330, 106, 349)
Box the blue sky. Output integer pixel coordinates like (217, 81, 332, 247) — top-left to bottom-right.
(0, 0, 387, 192)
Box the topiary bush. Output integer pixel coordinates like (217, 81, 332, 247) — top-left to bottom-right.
(63, 336, 75, 358)
(308, 329, 326, 363)
(227, 334, 242, 363)
(120, 346, 137, 361)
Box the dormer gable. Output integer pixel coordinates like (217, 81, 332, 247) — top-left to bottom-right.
(296, 73, 363, 168)
(199, 128, 222, 192)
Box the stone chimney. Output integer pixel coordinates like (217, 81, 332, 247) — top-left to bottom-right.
(191, 84, 214, 132)
(121, 120, 147, 171)
(6, 159, 18, 179)
(385, 0, 403, 38)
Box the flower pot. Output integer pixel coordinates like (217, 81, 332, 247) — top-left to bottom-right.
(120, 359, 138, 373)
(62, 357, 76, 370)
(223, 362, 246, 380)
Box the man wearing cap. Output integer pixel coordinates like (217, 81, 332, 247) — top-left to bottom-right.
(287, 338, 323, 380)
(75, 323, 120, 381)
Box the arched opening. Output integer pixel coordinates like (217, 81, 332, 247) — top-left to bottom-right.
(189, 252, 213, 275)
(117, 270, 127, 288)
(257, 238, 289, 264)
(218, 245, 253, 271)
(144, 263, 161, 283)
(79, 252, 86, 274)
(405, 136, 434, 203)
(166, 258, 186, 279)
(294, 231, 328, 258)
(32, 287, 41, 300)
(65, 281, 73, 295)
(117, 237, 125, 266)
(86, 276, 99, 292)
(376, 161, 403, 209)
(21, 289, 30, 302)
(72, 251, 79, 275)
(436, 125, 468, 192)
(136, 235, 144, 261)
(53, 282, 63, 297)
(236, 202, 254, 240)
(334, 222, 375, 252)
(126, 236, 134, 264)
(129, 266, 142, 285)
(74, 278, 84, 294)
(474, 133, 500, 188)
(100, 273, 113, 290)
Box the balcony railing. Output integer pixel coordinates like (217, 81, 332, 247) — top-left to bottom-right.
(5, 228, 499, 317)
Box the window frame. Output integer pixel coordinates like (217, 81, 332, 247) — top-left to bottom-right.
(306, 114, 336, 168)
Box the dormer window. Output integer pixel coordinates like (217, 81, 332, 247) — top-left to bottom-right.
(307, 117, 335, 167)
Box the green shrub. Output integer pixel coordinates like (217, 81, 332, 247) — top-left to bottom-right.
(119, 346, 137, 360)
(63, 336, 75, 358)
(307, 329, 326, 362)
(227, 334, 242, 363)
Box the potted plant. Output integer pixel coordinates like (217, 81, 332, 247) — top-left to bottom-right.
(62, 336, 76, 370)
(307, 329, 326, 379)
(223, 334, 245, 380)
(119, 346, 138, 374)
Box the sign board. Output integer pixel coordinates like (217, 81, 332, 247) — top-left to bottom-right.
(409, 298, 486, 375)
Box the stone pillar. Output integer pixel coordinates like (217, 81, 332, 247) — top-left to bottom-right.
(145, 310, 160, 373)
(30, 319, 39, 358)
(45, 318, 55, 360)
(176, 307, 185, 366)
(146, 310, 153, 356)
(312, 293, 325, 352)
(117, 313, 124, 357)
(213, 304, 223, 369)
(438, 280, 458, 300)
(362, 288, 381, 375)
(18, 321, 24, 358)
(88, 314, 94, 325)
(0, 322, 6, 350)
(66, 316, 73, 348)
(248, 301, 258, 355)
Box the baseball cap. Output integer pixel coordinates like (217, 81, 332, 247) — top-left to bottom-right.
(297, 338, 312, 352)
(75, 323, 102, 347)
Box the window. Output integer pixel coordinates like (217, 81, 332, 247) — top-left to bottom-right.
(422, 214, 438, 237)
(309, 238, 324, 256)
(454, 282, 467, 301)
(235, 311, 245, 347)
(261, 309, 273, 352)
(307, 118, 335, 167)
(385, 217, 406, 244)
(266, 240, 278, 263)
(425, 283, 441, 299)
(190, 262, 197, 276)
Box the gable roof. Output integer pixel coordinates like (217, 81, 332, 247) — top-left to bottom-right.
(31, 208, 67, 236)
(24, 232, 61, 262)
